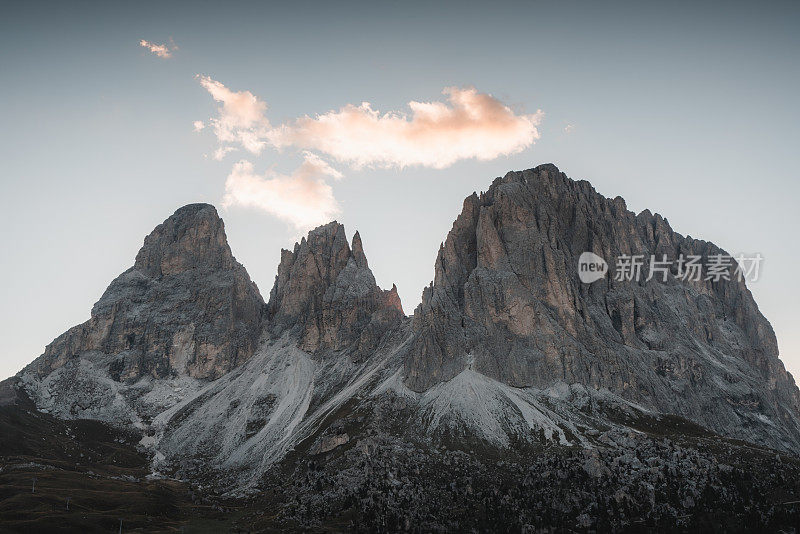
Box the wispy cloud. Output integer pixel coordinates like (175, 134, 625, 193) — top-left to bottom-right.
(139, 39, 176, 59)
(197, 75, 271, 155)
(222, 153, 342, 232)
(268, 87, 542, 169)
(197, 78, 541, 168)
(212, 146, 235, 161)
(193, 120, 205, 132)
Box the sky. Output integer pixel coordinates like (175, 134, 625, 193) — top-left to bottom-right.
(1, 0, 799, 381)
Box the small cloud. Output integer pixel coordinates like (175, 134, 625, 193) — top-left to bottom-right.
(197, 75, 271, 157)
(193, 120, 205, 132)
(213, 147, 235, 161)
(564, 123, 575, 134)
(222, 153, 342, 231)
(139, 39, 176, 59)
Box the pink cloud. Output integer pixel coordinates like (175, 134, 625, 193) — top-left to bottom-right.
(268, 87, 542, 169)
(222, 153, 342, 231)
(197, 80, 541, 168)
(197, 75, 271, 157)
(139, 39, 176, 59)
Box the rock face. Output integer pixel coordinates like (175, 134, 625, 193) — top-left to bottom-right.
(267, 222, 404, 361)
(404, 164, 800, 451)
(144, 224, 407, 487)
(25, 204, 266, 382)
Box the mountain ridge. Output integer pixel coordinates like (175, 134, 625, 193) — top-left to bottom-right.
(11, 163, 800, 453)
(4, 163, 800, 530)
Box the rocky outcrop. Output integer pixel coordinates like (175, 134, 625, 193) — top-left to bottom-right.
(404, 164, 800, 451)
(24, 203, 266, 382)
(267, 222, 404, 361)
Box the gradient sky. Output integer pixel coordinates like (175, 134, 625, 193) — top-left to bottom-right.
(1, 1, 799, 381)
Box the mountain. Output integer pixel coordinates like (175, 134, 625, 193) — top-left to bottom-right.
(267, 222, 404, 360)
(14, 203, 266, 427)
(406, 164, 800, 451)
(3, 164, 800, 531)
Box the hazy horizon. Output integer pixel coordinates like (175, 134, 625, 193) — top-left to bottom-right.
(2, 0, 799, 381)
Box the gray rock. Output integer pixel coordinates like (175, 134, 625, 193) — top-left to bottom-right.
(404, 164, 800, 452)
(267, 221, 404, 361)
(311, 433, 350, 455)
(23, 203, 266, 382)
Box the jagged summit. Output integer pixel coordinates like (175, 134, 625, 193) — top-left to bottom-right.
(16, 203, 266, 424)
(351, 230, 369, 269)
(405, 163, 800, 451)
(267, 221, 404, 360)
(133, 203, 235, 278)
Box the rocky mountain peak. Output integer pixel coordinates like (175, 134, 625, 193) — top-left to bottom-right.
(268, 221, 352, 326)
(405, 163, 800, 451)
(267, 222, 404, 360)
(133, 203, 234, 278)
(351, 230, 369, 269)
(23, 204, 265, 389)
